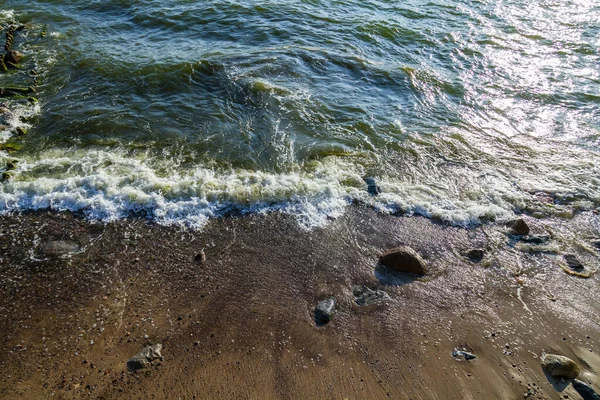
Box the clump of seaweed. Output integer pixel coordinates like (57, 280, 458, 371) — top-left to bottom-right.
(1, 15, 50, 182)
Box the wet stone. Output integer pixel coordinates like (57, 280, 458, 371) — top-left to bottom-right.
(511, 218, 530, 236)
(465, 249, 484, 263)
(315, 298, 335, 326)
(452, 349, 476, 361)
(364, 177, 381, 196)
(4, 50, 23, 64)
(353, 285, 389, 306)
(127, 344, 163, 371)
(42, 240, 79, 257)
(542, 354, 580, 380)
(572, 379, 600, 400)
(564, 254, 584, 271)
(521, 235, 550, 244)
(193, 250, 206, 264)
(379, 245, 427, 276)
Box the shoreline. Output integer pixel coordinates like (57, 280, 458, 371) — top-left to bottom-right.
(0, 206, 599, 399)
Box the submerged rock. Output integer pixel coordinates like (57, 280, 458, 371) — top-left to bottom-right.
(364, 177, 381, 196)
(510, 218, 530, 236)
(315, 298, 335, 326)
(127, 344, 163, 371)
(564, 254, 584, 272)
(541, 354, 580, 380)
(465, 249, 484, 263)
(452, 349, 476, 361)
(379, 246, 427, 276)
(5, 50, 23, 64)
(42, 240, 79, 257)
(353, 285, 389, 306)
(572, 379, 600, 400)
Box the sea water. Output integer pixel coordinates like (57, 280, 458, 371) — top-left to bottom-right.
(0, 0, 598, 228)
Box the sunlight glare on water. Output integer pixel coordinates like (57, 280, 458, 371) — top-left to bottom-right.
(0, 0, 598, 227)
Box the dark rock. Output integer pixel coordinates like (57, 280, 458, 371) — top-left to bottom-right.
(564, 254, 584, 271)
(42, 240, 79, 257)
(521, 235, 550, 244)
(465, 249, 484, 263)
(510, 218, 530, 235)
(592, 240, 600, 250)
(572, 379, 600, 400)
(541, 354, 580, 380)
(379, 246, 427, 276)
(452, 349, 476, 361)
(4, 50, 23, 64)
(353, 285, 389, 306)
(315, 298, 335, 325)
(127, 344, 163, 371)
(194, 250, 206, 264)
(364, 177, 381, 196)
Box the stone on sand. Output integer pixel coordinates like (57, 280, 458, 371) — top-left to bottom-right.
(541, 354, 580, 380)
(564, 254, 584, 271)
(572, 379, 600, 400)
(353, 285, 389, 306)
(42, 240, 79, 257)
(452, 349, 476, 361)
(379, 245, 427, 276)
(127, 344, 163, 371)
(315, 298, 335, 325)
(465, 249, 484, 263)
(511, 218, 530, 235)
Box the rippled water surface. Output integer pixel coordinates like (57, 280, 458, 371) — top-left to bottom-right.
(0, 0, 599, 227)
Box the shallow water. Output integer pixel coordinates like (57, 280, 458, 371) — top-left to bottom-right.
(0, 1, 599, 227)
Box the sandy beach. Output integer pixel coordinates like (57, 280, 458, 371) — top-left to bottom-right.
(0, 207, 599, 399)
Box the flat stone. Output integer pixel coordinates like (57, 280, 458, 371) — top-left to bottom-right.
(380, 246, 427, 276)
(541, 354, 580, 380)
(521, 235, 550, 244)
(127, 344, 163, 371)
(564, 254, 584, 271)
(452, 349, 476, 361)
(572, 379, 600, 400)
(353, 285, 389, 306)
(42, 240, 79, 257)
(315, 298, 335, 326)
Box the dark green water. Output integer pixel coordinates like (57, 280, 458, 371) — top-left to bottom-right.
(0, 1, 599, 227)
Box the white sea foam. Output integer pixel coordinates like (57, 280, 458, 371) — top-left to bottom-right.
(3, 143, 597, 230)
(0, 102, 38, 143)
(0, 10, 15, 21)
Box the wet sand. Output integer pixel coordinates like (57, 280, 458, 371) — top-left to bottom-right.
(0, 206, 599, 399)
